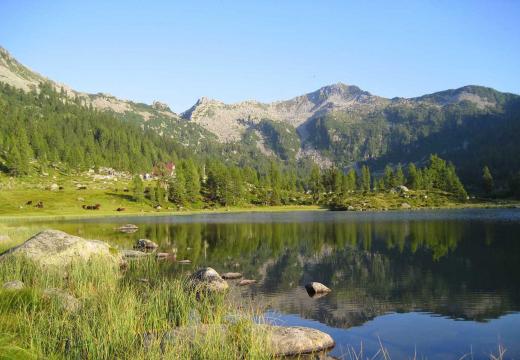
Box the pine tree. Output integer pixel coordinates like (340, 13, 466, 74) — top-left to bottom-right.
(482, 166, 493, 195)
(383, 165, 393, 190)
(360, 165, 371, 192)
(407, 163, 419, 189)
(132, 175, 144, 202)
(183, 160, 201, 202)
(309, 164, 323, 203)
(168, 169, 187, 205)
(345, 169, 357, 192)
(394, 164, 405, 187)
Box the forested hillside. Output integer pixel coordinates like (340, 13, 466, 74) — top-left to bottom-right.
(0, 82, 184, 174)
(1, 45, 520, 197)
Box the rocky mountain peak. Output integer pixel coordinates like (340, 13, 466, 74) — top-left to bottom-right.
(152, 100, 171, 112)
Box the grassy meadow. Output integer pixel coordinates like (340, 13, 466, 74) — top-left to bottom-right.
(0, 255, 269, 360)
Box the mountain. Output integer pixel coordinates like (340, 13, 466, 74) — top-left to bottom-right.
(0, 47, 214, 150)
(183, 82, 520, 183)
(1, 45, 520, 185)
(182, 83, 388, 142)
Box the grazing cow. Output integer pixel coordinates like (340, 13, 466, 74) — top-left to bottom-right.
(116, 207, 126, 212)
(35, 201, 44, 208)
(82, 204, 101, 210)
(26, 200, 33, 205)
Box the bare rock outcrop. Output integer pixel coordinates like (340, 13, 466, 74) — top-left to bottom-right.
(0, 230, 122, 267)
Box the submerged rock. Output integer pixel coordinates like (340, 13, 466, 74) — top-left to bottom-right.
(117, 224, 139, 233)
(2, 280, 24, 290)
(221, 272, 242, 280)
(305, 282, 332, 297)
(190, 267, 229, 292)
(0, 230, 122, 268)
(43, 288, 81, 312)
(238, 279, 257, 286)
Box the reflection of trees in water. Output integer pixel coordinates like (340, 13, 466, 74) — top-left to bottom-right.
(45, 217, 520, 327)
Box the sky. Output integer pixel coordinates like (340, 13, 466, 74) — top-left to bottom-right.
(1, 0, 519, 112)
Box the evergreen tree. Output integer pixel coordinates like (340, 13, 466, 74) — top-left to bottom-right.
(407, 163, 419, 189)
(482, 166, 494, 195)
(308, 164, 323, 203)
(168, 169, 187, 205)
(132, 175, 144, 202)
(383, 165, 393, 190)
(345, 169, 357, 192)
(360, 165, 371, 192)
(394, 164, 405, 187)
(183, 160, 201, 202)
(153, 181, 165, 205)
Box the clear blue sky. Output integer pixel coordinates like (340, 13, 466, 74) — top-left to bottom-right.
(1, 0, 519, 112)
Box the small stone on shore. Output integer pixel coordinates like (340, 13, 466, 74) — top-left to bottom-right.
(2, 280, 24, 290)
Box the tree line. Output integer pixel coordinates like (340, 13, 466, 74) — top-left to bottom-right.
(131, 154, 472, 208)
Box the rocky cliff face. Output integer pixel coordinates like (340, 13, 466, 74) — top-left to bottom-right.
(181, 83, 389, 142)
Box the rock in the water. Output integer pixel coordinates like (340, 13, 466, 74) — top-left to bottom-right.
(121, 249, 150, 259)
(190, 267, 229, 291)
(400, 202, 412, 209)
(2, 280, 24, 290)
(305, 282, 332, 296)
(221, 272, 242, 280)
(134, 239, 158, 251)
(43, 288, 81, 312)
(238, 279, 256, 286)
(0, 230, 122, 268)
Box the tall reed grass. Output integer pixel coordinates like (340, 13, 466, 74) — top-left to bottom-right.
(0, 255, 269, 359)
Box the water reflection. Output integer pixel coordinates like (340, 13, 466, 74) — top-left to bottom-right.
(28, 209, 520, 357)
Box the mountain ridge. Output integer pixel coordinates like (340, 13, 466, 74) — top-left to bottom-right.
(1, 45, 520, 185)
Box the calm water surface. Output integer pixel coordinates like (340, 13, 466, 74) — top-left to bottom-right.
(29, 209, 520, 359)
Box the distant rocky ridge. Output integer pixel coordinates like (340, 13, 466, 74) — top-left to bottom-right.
(1, 45, 519, 180)
(0, 46, 213, 149)
(181, 83, 389, 142)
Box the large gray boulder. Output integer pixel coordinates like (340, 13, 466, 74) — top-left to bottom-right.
(148, 324, 335, 357)
(264, 325, 335, 356)
(190, 267, 229, 292)
(0, 230, 122, 267)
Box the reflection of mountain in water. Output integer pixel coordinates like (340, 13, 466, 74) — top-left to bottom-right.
(41, 211, 520, 329)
